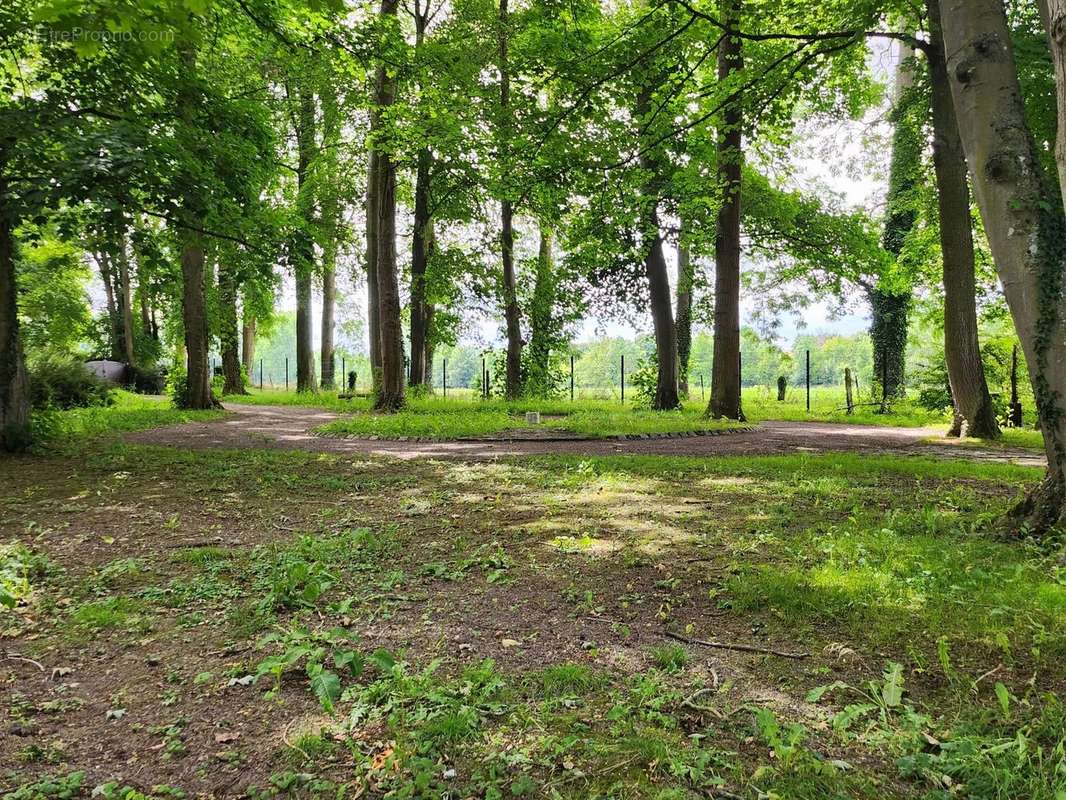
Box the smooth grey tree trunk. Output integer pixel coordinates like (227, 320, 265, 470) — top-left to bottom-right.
(926, 0, 999, 439)
(943, 0, 1066, 534)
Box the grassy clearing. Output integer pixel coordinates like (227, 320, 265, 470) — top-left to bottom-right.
(1, 443, 1062, 797)
(29, 391, 225, 450)
(227, 385, 951, 439)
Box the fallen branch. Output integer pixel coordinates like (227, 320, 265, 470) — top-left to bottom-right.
(664, 630, 809, 659)
(3, 651, 44, 671)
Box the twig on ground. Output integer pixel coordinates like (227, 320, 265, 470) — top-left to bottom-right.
(282, 718, 311, 763)
(664, 630, 809, 659)
(3, 651, 44, 671)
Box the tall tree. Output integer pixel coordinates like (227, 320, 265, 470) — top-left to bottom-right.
(293, 84, 317, 394)
(409, 0, 434, 390)
(870, 43, 919, 407)
(676, 239, 693, 398)
(218, 257, 247, 395)
(709, 0, 744, 421)
(178, 46, 214, 410)
(498, 0, 523, 399)
(941, 0, 1066, 533)
(371, 0, 406, 410)
(925, 0, 999, 439)
(0, 177, 29, 450)
(319, 80, 341, 390)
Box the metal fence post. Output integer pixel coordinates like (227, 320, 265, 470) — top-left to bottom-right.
(806, 349, 811, 412)
(700, 373, 705, 401)
(570, 354, 575, 402)
(443, 358, 447, 397)
(259, 358, 263, 390)
(285, 357, 289, 391)
(620, 354, 625, 403)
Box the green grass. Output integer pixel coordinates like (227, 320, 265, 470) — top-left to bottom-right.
(226, 385, 950, 437)
(31, 391, 225, 449)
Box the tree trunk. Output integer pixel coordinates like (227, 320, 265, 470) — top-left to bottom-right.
(320, 82, 340, 390)
(499, 0, 522, 399)
(116, 231, 135, 365)
(177, 48, 215, 410)
(423, 303, 436, 388)
(872, 43, 919, 404)
(218, 262, 247, 395)
(926, 0, 1000, 439)
(709, 0, 744, 421)
(0, 185, 30, 451)
(868, 288, 909, 408)
(942, 0, 1066, 534)
(676, 240, 693, 398)
(372, 0, 405, 411)
(138, 282, 151, 340)
(242, 315, 256, 377)
(96, 249, 122, 361)
(845, 367, 854, 414)
(180, 230, 214, 409)
(646, 224, 680, 411)
(409, 145, 432, 388)
(1041, 0, 1066, 207)
(294, 86, 317, 394)
(365, 151, 382, 391)
(527, 224, 558, 397)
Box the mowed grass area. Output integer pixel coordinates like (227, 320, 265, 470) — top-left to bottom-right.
(31, 391, 226, 449)
(225, 385, 958, 440)
(2, 438, 1063, 798)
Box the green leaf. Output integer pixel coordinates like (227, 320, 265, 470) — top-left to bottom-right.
(307, 665, 341, 713)
(994, 682, 1011, 718)
(806, 680, 847, 703)
(881, 662, 903, 708)
(334, 649, 364, 677)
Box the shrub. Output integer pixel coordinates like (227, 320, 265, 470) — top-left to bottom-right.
(125, 363, 166, 395)
(29, 358, 113, 411)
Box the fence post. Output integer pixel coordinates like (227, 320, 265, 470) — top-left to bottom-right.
(620, 354, 625, 403)
(342, 357, 346, 388)
(805, 349, 811, 412)
(443, 359, 447, 398)
(285, 357, 289, 391)
(570, 354, 575, 402)
(845, 367, 854, 415)
(259, 358, 263, 390)
(700, 373, 705, 401)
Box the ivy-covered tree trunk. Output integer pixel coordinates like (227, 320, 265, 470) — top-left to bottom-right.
(709, 0, 744, 421)
(365, 151, 382, 393)
(527, 224, 558, 398)
(294, 86, 317, 394)
(1041, 0, 1066, 205)
(242, 316, 256, 379)
(871, 43, 920, 405)
(499, 0, 522, 400)
(218, 262, 247, 395)
(319, 82, 340, 390)
(372, 0, 406, 411)
(926, 0, 999, 439)
(942, 0, 1066, 534)
(0, 183, 30, 451)
(676, 241, 693, 398)
(409, 145, 432, 389)
(868, 288, 909, 407)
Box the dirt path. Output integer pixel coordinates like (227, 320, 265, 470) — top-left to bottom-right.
(124, 403, 1046, 465)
